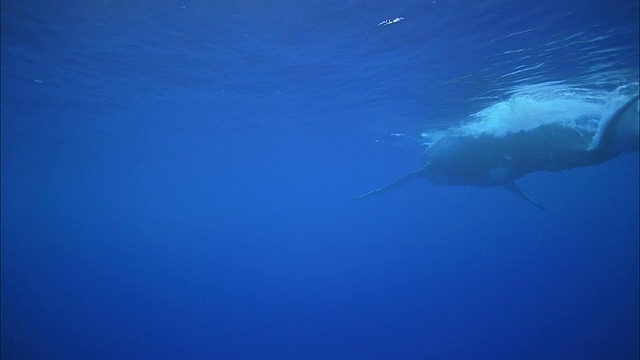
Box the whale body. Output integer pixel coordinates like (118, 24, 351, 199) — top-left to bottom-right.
(359, 94, 639, 210)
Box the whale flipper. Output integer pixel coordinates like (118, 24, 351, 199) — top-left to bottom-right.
(503, 182, 546, 211)
(592, 95, 639, 156)
(357, 167, 425, 200)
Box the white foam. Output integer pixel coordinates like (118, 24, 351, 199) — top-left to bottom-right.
(421, 81, 639, 140)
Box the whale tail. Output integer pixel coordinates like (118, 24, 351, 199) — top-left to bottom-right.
(357, 167, 425, 200)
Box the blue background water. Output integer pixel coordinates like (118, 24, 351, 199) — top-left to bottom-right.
(1, 0, 639, 359)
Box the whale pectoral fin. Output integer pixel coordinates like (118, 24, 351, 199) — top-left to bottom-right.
(503, 182, 546, 211)
(592, 95, 639, 155)
(357, 168, 425, 200)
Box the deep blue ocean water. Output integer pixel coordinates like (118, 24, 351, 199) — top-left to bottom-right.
(1, 0, 639, 359)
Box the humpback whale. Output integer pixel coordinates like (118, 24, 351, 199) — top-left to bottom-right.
(359, 93, 639, 210)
